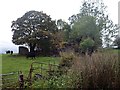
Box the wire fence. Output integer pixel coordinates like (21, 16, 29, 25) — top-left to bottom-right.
(27, 61, 60, 86)
(1, 60, 62, 89)
(1, 72, 19, 89)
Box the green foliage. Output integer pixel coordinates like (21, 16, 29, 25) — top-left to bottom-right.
(51, 31, 65, 50)
(80, 37, 95, 51)
(56, 19, 71, 41)
(11, 10, 57, 52)
(70, 16, 101, 47)
(69, 1, 117, 48)
(32, 74, 73, 88)
(59, 50, 75, 70)
(70, 16, 98, 37)
(46, 75, 68, 88)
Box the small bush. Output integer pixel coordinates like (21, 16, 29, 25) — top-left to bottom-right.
(58, 49, 75, 71)
(80, 38, 95, 52)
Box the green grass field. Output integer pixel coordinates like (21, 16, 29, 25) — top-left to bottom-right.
(2, 54, 60, 75)
(1, 54, 60, 88)
(2, 49, 119, 74)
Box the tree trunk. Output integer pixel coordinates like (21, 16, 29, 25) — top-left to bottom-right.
(29, 43, 36, 52)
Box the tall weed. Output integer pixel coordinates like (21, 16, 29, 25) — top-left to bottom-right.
(70, 51, 119, 89)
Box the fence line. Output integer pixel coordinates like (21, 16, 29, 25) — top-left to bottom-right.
(27, 61, 60, 86)
(2, 61, 60, 88)
(2, 71, 19, 88)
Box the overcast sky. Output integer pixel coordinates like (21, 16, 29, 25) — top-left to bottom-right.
(0, 0, 119, 53)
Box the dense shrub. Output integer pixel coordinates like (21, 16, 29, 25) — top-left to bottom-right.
(58, 49, 75, 72)
(80, 38, 95, 55)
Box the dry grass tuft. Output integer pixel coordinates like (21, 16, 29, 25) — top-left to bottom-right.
(70, 51, 120, 89)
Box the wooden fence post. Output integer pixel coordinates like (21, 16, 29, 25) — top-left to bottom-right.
(28, 63, 33, 86)
(18, 71, 24, 89)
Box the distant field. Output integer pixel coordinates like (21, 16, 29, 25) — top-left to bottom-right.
(2, 54, 60, 75)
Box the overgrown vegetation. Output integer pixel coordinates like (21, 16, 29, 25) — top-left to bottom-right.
(45, 49, 119, 89)
(70, 51, 119, 89)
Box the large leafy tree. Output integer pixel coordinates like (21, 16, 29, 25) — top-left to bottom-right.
(11, 10, 57, 52)
(70, 16, 102, 48)
(69, 0, 118, 48)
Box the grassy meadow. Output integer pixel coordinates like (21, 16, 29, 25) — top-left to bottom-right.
(1, 49, 120, 89)
(2, 54, 60, 75)
(2, 49, 119, 74)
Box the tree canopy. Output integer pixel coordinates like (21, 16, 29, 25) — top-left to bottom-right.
(69, 1, 118, 48)
(56, 19, 71, 41)
(11, 1, 118, 56)
(70, 16, 102, 47)
(11, 10, 57, 52)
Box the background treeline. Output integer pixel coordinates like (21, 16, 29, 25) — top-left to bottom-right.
(11, 1, 119, 56)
